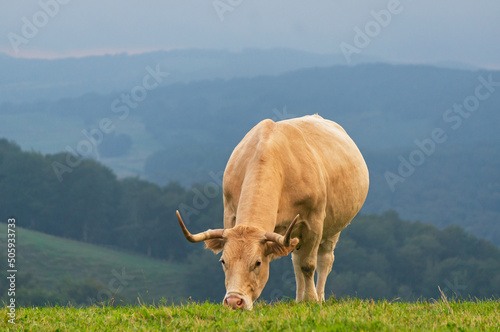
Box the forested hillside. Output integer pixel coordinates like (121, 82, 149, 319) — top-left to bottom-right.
(1, 139, 500, 305)
(0, 224, 186, 307)
(2, 63, 498, 245)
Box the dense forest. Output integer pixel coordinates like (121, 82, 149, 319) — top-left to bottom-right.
(1, 138, 500, 305)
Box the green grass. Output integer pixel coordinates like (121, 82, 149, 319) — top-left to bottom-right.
(2, 298, 499, 331)
(0, 223, 186, 305)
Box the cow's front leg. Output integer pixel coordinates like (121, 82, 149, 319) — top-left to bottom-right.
(315, 233, 340, 301)
(291, 252, 305, 302)
(291, 229, 321, 302)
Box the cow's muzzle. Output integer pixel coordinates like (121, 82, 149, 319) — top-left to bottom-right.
(224, 295, 246, 310)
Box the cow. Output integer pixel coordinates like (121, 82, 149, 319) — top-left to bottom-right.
(176, 114, 369, 310)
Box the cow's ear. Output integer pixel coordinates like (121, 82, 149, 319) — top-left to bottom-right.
(205, 238, 225, 254)
(265, 238, 299, 260)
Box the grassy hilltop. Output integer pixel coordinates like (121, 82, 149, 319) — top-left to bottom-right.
(1, 212, 499, 331)
(2, 299, 499, 331)
(0, 224, 186, 306)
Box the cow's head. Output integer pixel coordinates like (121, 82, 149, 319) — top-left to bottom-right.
(176, 211, 299, 310)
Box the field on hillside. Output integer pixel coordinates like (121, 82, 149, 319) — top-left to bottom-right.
(2, 299, 499, 331)
(0, 223, 186, 305)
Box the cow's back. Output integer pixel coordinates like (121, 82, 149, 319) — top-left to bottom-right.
(223, 115, 369, 238)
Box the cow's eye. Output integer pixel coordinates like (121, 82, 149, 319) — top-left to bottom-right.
(255, 260, 262, 268)
(220, 259, 225, 265)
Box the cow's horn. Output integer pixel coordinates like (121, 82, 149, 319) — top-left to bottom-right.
(265, 214, 300, 247)
(176, 210, 224, 243)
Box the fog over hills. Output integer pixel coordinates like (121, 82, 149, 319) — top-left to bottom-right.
(1, 54, 499, 246)
(0, 48, 382, 104)
(0, 48, 480, 105)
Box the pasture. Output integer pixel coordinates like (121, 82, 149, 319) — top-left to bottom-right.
(2, 298, 499, 331)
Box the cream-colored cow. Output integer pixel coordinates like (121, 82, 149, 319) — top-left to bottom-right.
(177, 115, 369, 310)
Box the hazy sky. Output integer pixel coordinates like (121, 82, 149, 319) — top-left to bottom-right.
(1, 1, 499, 68)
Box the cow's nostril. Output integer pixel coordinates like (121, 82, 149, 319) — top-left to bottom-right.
(224, 295, 245, 309)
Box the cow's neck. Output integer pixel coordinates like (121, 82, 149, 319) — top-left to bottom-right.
(234, 157, 283, 232)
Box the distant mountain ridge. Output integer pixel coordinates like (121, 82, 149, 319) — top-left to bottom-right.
(0, 48, 480, 105)
(0, 48, 365, 104)
(2, 62, 498, 164)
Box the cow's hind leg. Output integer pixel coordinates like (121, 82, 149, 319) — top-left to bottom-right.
(316, 232, 340, 301)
